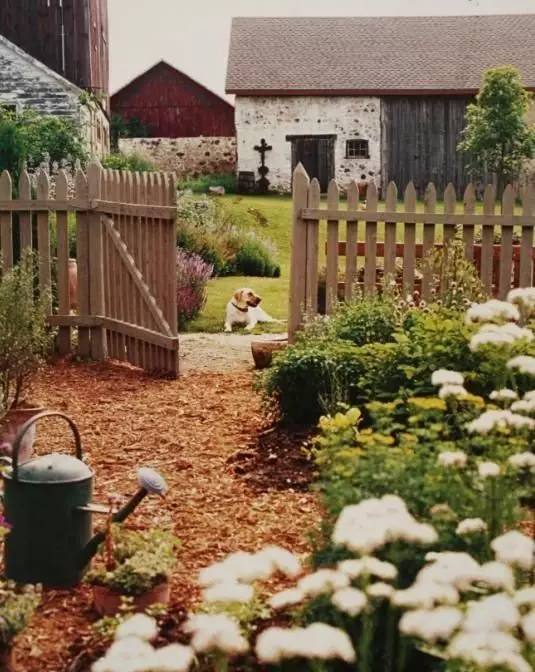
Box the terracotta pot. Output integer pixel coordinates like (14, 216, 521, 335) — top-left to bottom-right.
(251, 339, 288, 369)
(68, 259, 78, 311)
(0, 406, 44, 464)
(92, 580, 171, 617)
(0, 645, 15, 672)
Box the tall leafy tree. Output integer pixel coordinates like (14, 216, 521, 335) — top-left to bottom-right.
(458, 66, 535, 197)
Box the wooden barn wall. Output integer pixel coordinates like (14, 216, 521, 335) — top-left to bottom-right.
(0, 0, 109, 103)
(381, 96, 473, 197)
(111, 65, 236, 138)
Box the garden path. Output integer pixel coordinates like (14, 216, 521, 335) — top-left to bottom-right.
(14, 355, 316, 671)
(179, 332, 288, 373)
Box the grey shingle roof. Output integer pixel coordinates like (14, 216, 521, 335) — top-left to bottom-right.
(225, 15, 535, 94)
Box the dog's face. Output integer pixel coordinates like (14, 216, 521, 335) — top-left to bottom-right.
(233, 288, 262, 308)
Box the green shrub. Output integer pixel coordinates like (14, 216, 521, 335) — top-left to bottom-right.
(0, 250, 55, 414)
(178, 173, 236, 194)
(102, 152, 156, 172)
(220, 236, 280, 278)
(176, 196, 278, 278)
(325, 293, 400, 346)
(263, 301, 535, 426)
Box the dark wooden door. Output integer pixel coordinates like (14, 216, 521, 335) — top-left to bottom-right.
(290, 136, 335, 192)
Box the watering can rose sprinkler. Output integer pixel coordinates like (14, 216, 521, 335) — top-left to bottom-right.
(0, 411, 168, 588)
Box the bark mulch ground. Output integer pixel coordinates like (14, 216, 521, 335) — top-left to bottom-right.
(11, 360, 320, 671)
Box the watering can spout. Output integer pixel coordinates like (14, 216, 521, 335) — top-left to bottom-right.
(76, 467, 168, 570)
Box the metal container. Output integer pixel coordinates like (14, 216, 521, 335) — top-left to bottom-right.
(3, 412, 93, 587)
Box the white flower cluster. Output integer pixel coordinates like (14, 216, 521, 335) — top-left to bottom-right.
(183, 613, 249, 655)
(431, 369, 464, 386)
(332, 495, 438, 555)
(508, 355, 535, 376)
(469, 323, 533, 351)
(394, 547, 535, 672)
(438, 451, 467, 468)
(255, 622, 356, 664)
(466, 409, 535, 434)
(465, 300, 520, 324)
(198, 546, 301, 605)
(93, 613, 194, 672)
(490, 388, 518, 402)
(507, 287, 535, 310)
(508, 452, 535, 471)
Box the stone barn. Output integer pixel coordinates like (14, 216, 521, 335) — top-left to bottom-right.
(111, 61, 236, 177)
(226, 15, 535, 196)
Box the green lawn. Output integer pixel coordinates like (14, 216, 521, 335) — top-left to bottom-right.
(187, 194, 520, 333)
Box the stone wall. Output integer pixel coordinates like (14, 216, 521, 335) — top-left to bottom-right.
(118, 137, 236, 177)
(234, 95, 382, 193)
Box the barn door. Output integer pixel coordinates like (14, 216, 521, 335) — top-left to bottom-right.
(290, 135, 335, 192)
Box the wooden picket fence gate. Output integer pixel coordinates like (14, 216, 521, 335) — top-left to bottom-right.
(289, 164, 535, 343)
(0, 161, 179, 377)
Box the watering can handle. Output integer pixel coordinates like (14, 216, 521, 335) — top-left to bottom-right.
(11, 411, 83, 482)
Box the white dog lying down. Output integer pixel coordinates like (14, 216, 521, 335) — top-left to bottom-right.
(224, 288, 284, 332)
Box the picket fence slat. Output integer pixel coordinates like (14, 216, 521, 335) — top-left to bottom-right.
(0, 171, 13, 270)
(345, 181, 359, 301)
(383, 182, 398, 283)
(422, 183, 436, 301)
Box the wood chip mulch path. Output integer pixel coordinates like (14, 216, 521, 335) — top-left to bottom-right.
(12, 360, 321, 672)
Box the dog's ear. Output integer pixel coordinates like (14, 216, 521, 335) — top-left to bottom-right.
(233, 289, 243, 304)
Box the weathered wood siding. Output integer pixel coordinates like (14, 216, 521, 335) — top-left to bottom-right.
(0, 0, 109, 106)
(381, 96, 473, 197)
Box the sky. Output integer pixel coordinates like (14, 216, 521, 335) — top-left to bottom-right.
(108, 0, 535, 102)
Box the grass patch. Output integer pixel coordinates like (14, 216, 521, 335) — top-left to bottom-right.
(178, 174, 237, 194)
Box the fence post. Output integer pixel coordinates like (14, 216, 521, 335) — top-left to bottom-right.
(0, 171, 13, 271)
(288, 163, 310, 344)
(87, 160, 107, 361)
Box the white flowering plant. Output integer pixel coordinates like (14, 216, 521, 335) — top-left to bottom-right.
(92, 494, 535, 672)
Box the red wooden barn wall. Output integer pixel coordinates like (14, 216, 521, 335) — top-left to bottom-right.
(111, 62, 235, 138)
(0, 0, 109, 107)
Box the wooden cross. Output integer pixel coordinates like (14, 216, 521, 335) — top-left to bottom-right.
(254, 138, 272, 194)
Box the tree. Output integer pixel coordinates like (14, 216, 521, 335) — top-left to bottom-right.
(0, 105, 87, 188)
(458, 66, 535, 198)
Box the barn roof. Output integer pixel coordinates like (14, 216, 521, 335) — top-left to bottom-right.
(225, 15, 535, 95)
(112, 60, 234, 109)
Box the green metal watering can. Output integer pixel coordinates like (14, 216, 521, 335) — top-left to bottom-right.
(1, 411, 167, 587)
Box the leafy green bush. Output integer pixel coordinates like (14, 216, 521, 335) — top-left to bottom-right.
(0, 250, 55, 414)
(102, 152, 156, 172)
(176, 196, 278, 278)
(178, 173, 236, 194)
(0, 106, 87, 187)
(86, 526, 179, 596)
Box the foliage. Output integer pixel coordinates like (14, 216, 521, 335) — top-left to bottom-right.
(92, 596, 168, 641)
(176, 196, 279, 278)
(176, 248, 213, 330)
(0, 105, 87, 187)
(458, 66, 535, 192)
(86, 525, 179, 596)
(102, 152, 155, 172)
(178, 173, 237, 195)
(110, 114, 149, 150)
(0, 250, 55, 415)
(0, 581, 41, 647)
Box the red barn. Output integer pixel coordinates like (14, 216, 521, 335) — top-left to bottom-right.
(111, 61, 235, 138)
(0, 0, 109, 107)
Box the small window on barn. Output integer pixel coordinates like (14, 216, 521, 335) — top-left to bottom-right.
(346, 139, 369, 159)
(0, 102, 17, 115)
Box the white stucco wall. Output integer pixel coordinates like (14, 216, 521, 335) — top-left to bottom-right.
(235, 95, 381, 192)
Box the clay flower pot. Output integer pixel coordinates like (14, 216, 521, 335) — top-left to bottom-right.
(92, 580, 171, 617)
(0, 406, 44, 464)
